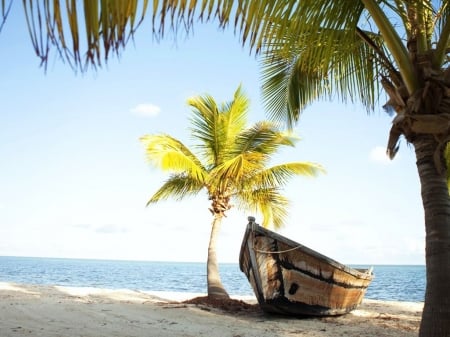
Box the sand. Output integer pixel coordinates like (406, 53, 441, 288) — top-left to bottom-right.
(0, 281, 423, 337)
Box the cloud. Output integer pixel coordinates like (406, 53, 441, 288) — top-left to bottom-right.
(369, 146, 392, 164)
(130, 103, 161, 117)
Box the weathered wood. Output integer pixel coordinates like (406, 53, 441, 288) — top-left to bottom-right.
(239, 217, 374, 316)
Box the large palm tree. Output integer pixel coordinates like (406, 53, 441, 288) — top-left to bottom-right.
(2, 1, 449, 335)
(223, 3, 450, 337)
(141, 85, 323, 299)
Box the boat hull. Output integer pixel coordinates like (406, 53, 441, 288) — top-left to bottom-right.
(239, 217, 373, 316)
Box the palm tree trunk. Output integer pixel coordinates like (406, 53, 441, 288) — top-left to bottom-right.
(413, 135, 450, 337)
(207, 214, 230, 299)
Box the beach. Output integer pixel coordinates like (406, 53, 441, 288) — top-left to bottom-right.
(0, 281, 423, 337)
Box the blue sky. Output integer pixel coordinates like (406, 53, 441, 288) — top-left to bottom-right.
(0, 4, 424, 265)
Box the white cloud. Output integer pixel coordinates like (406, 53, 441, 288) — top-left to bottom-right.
(369, 146, 392, 164)
(130, 103, 161, 117)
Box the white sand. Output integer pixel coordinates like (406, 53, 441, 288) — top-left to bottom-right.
(0, 281, 423, 337)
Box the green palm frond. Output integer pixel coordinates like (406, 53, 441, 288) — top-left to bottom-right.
(5, 0, 447, 83)
(221, 84, 249, 133)
(140, 134, 207, 182)
(232, 0, 365, 55)
(20, 0, 150, 71)
(258, 192, 289, 229)
(0, 0, 12, 33)
(209, 155, 246, 186)
(188, 94, 218, 131)
(434, 2, 450, 67)
(261, 51, 326, 127)
(189, 86, 249, 166)
(235, 187, 289, 229)
(244, 162, 325, 190)
(220, 85, 249, 155)
(261, 25, 385, 126)
(190, 93, 230, 166)
(234, 121, 298, 158)
(229, 159, 323, 228)
(147, 173, 204, 205)
(207, 152, 264, 192)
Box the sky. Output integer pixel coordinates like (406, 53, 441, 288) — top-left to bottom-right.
(0, 4, 425, 265)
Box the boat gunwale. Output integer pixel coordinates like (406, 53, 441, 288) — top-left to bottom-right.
(239, 219, 373, 281)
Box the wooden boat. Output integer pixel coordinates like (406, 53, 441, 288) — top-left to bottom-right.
(239, 216, 374, 316)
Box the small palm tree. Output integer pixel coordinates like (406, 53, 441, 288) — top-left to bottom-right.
(141, 85, 323, 299)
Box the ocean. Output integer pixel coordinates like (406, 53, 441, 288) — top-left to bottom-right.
(0, 256, 425, 302)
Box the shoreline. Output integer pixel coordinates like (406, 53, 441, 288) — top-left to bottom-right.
(0, 281, 423, 337)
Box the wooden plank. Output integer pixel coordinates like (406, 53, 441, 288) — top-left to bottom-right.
(246, 227, 265, 303)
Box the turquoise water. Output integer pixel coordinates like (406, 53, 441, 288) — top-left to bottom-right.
(0, 256, 425, 302)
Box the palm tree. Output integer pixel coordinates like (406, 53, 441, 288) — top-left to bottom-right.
(224, 3, 450, 337)
(2, 1, 449, 335)
(140, 85, 323, 299)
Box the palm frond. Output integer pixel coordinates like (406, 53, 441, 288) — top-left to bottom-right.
(10, 0, 447, 79)
(209, 155, 246, 184)
(20, 0, 149, 71)
(0, 0, 12, 33)
(261, 50, 327, 128)
(221, 84, 249, 133)
(147, 173, 204, 205)
(234, 121, 298, 158)
(189, 86, 250, 166)
(235, 187, 289, 229)
(140, 134, 207, 182)
(433, 1, 450, 67)
(231, 0, 365, 56)
(189, 92, 227, 166)
(258, 192, 289, 229)
(243, 162, 325, 190)
(261, 24, 385, 126)
(208, 152, 265, 192)
(220, 85, 249, 154)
